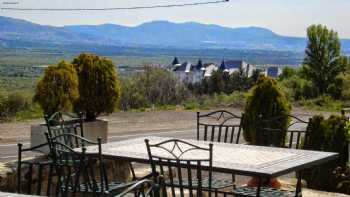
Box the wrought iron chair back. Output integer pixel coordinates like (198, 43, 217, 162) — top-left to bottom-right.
(145, 139, 213, 197)
(256, 114, 310, 149)
(17, 143, 56, 196)
(45, 133, 107, 196)
(45, 112, 84, 150)
(197, 110, 243, 144)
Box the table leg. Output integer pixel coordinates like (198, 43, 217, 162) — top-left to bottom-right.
(295, 171, 302, 197)
(256, 177, 262, 197)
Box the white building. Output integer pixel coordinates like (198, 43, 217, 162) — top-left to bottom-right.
(219, 60, 254, 77)
(172, 61, 204, 84)
(261, 66, 282, 78)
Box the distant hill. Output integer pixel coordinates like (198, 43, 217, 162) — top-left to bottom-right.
(65, 21, 309, 51)
(0, 16, 112, 48)
(1, 16, 350, 53)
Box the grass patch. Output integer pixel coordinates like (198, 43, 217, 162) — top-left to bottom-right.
(296, 95, 343, 111)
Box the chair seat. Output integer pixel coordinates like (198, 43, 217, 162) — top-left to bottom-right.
(166, 177, 233, 190)
(62, 181, 135, 194)
(233, 186, 295, 197)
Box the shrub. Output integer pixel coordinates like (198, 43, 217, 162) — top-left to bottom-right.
(242, 75, 291, 145)
(279, 76, 318, 101)
(72, 53, 121, 121)
(119, 66, 191, 111)
(119, 77, 147, 110)
(6, 92, 28, 116)
(278, 67, 297, 81)
(0, 90, 7, 119)
(297, 95, 342, 111)
(303, 115, 349, 193)
(339, 73, 350, 100)
(33, 61, 79, 117)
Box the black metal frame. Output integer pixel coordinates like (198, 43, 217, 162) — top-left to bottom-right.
(197, 110, 243, 144)
(106, 179, 161, 197)
(145, 138, 218, 197)
(17, 142, 56, 196)
(45, 132, 108, 196)
(44, 111, 84, 144)
(256, 114, 310, 149)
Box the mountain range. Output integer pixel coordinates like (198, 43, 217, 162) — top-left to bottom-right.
(0, 15, 349, 53)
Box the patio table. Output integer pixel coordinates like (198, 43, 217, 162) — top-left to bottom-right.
(84, 136, 338, 196)
(0, 192, 40, 196)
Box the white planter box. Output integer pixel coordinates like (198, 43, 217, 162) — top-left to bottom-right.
(30, 118, 109, 154)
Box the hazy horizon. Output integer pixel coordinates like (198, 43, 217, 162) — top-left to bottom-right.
(0, 0, 349, 39)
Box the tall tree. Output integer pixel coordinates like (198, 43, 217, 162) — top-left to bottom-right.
(303, 24, 348, 95)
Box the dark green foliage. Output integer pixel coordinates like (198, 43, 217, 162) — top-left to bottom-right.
(303, 115, 349, 193)
(6, 92, 28, 115)
(119, 66, 190, 110)
(303, 24, 348, 96)
(279, 76, 318, 100)
(242, 75, 291, 144)
(191, 69, 257, 95)
(33, 61, 79, 117)
(208, 70, 226, 94)
(72, 53, 121, 121)
(278, 67, 296, 81)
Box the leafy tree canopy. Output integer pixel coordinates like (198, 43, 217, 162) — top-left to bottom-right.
(72, 53, 121, 121)
(303, 24, 348, 96)
(33, 61, 79, 117)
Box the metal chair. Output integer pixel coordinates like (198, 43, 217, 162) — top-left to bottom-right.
(17, 142, 56, 196)
(233, 114, 307, 197)
(46, 133, 134, 197)
(106, 179, 161, 197)
(256, 114, 310, 149)
(45, 112, 141, 183)
(145, 139, 233, 197)
(197, 110, 243, 187)
(197, 110, 243, 144)
(45, 112, 84, 148)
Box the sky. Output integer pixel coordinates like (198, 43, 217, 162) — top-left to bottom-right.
(0, 0, 349, 38)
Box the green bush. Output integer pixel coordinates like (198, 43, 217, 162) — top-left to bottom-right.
(303, 115, 349, 193)
(339, 73, 350, 100)
(33, 61, 79, 117)
(297, 95, 342, 111)
(119, 66, 191, 111)
(119, 77, 148, 110)
(242, 75, 291, 145)
(73, 53, 121, 121)
(6, 92, 28, 115)
(191, 69, 257, 96)
(279, 75, 318, 101)
(278, 67, 297, 81)
(0, 89, 7, 119)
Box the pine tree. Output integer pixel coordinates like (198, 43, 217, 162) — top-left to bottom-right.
(33, 61, 79, 116)
(72, 53, 121, 121)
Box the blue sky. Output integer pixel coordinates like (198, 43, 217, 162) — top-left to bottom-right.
(1, 0, 349, 38)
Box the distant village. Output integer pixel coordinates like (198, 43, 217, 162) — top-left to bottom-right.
(167, 57, 283, 84)
(0, 58, 284, 82)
